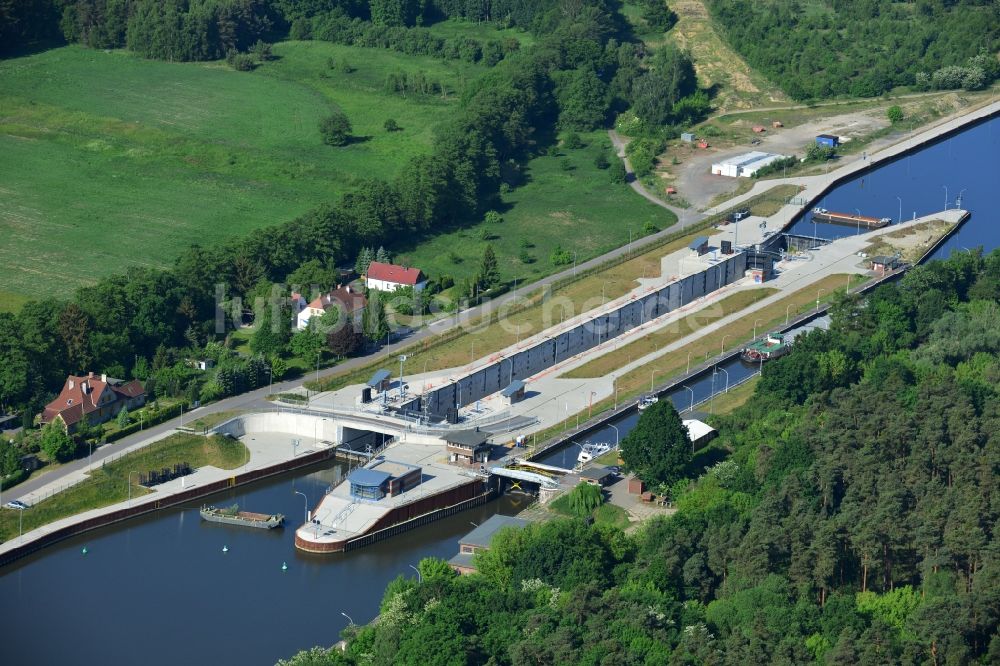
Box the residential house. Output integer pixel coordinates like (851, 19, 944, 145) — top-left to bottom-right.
(365, 261, 426, 293)
(40, 372, 145, 433)
(294, 285, 367, 330)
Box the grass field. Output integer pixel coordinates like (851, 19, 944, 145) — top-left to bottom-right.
(563, 288, 778, 378)
(395, 131, 672, 288)
(0, 42, 483, 301)
(0, 433, 246, 543)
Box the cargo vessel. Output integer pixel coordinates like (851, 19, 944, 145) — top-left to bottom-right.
(200, 505, 284, 529)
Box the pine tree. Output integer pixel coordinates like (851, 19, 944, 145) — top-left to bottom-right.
(376, 246, 390, 263)
(362, 295, 390, 343)
(479, 244, 500, 291)
(355, 247, 374, 275)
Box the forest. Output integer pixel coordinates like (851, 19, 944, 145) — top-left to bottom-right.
(278, 249, 1000, 664)
(706, 0, 1000, 100)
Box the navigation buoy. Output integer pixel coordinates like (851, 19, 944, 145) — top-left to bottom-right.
(81, 546, 88, 555)
(222, 545, 229, 553)
(281, 561, 288, 571)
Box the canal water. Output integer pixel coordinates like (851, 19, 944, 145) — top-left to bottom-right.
(0, 113, 997, 665)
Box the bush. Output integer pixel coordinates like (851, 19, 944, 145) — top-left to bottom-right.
(563, 132, 584, 149)
(484, 210, 503, 225)
(560, 158, 573, 171)
(519, 249, 535, 264)
(594, 152, 610, 170)
(886, 105, 904, 124)
(550, 246, 573, 266)
(643, 221, 659, 235)
(225, 49, 255, 72)
(610, 160, 627, 184)
(384, 118, 401, 132)
(319, 112, 352, 146)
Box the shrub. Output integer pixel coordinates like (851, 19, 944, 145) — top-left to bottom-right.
(886, 105, 904, 124)
(563, 132, 584, 149)
(319, 112, 352, 146)
(550, 246, 573, 266)
(594, 152, 610, 169)
(384, 118, 401, 132)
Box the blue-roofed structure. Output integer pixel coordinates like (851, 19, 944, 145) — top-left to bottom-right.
(348, 468, 393, 500)
(500, 379, 526, 405)
(367, 369, 391, 389)
(689, 236, 709, 256)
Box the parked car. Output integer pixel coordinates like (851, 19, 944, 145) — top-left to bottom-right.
(5, 500, 28, 510)
(750, 138, 762, 146)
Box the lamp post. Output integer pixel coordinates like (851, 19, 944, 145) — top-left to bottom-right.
(717, 367, 730, 393)
(589, 391, 597, 418)
(785, 303, 793, 325)
(709, 368, 717, 414)
(409, 564, 422, 583)
(896, 196, 902, 225)
(398, 354, 408, 399)
(956, 189, 966, 209)
(341, 612, 355, 626)
(720, 334, 731, 356)
(294, 490, 309, 524)
(17, 504, 25, 544)
(816, 288, 826, 310)
(854, 208, 861, 235)
(609, 423, 619, 447)
(127, 470, 139, 507)
(753, 318, 763, 340)
(943, 185, 948, 210)
(686, 350, 692, 374)
(681, 385, 694, 413)
(602, 281, 608, 305)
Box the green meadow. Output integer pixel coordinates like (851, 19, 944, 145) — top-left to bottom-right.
(395, 131, 673, 289)
(0, 42, 482, 303)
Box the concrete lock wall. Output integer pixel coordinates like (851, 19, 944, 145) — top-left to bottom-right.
(423, 253, 747, 416)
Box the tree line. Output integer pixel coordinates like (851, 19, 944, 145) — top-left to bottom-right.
(277, 249, 1000, 664)
(706, 0, 1000, 100)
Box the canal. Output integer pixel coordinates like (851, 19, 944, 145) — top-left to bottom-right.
(0, 113, 997, 665)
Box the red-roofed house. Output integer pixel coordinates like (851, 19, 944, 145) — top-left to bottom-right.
(366, 261, 427, 293)
(294, 285, 368, 330)
(40, 372, 146, 433)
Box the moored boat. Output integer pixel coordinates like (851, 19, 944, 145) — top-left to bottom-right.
(200, 505, 284, 529)
(577, 442, 612, 464)
(637, 394, 659, 411)
(740, 333, 791, 363)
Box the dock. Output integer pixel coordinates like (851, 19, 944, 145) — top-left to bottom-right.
(812, 208, 891, 229)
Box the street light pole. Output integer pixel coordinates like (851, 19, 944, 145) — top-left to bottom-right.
(786, 303, 793, 325)
(127, 470, 139, 507)
(854, 208, 861, 235)
(341, 612, 355, 626)
(681, 385, 694, 413)
(816, 288, 826, 310)
(896, 196, 902, 225)
(753, 318, 763, 340)
(718, 367, 730, 393)
(686, 350, 692, 374)
(398, 354, 407, 399)
(409, 564, 423, 583)
(609, 423, 619, 447)
(943, 185, 948, 210)
(294, 490, 309, 524)
(720, 334, 731, 355)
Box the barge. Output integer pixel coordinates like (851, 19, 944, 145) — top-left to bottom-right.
(741, 333, 791, 363)
(200, 505, 284, 529)
(812, 208, 891, 229)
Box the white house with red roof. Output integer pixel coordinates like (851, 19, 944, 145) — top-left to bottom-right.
(293, 285, 367, 330)
(366, 261, 427, 293)
(40, 372, 146, 433)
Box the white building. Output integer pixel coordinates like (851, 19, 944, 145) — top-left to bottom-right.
(711, 151, 788, 178)
(366, 261, 426, 293)
(293, 285, 367, 330)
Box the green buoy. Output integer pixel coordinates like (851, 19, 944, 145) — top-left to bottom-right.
(81, 546, 88, 555)
(281, 561, 288, 571)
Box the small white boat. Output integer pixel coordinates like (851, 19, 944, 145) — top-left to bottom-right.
(577, 442, 612, 464)
(637, 395, 659, 411)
